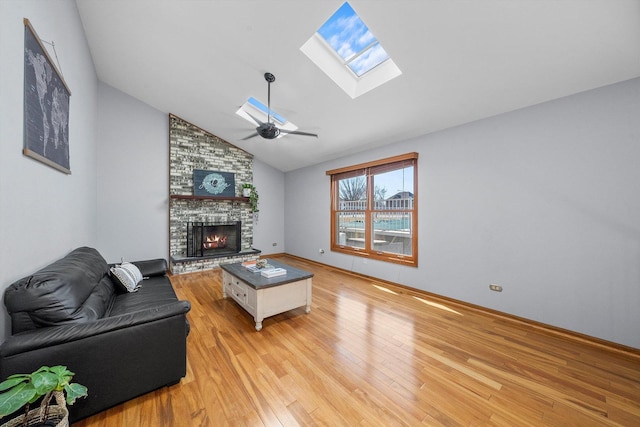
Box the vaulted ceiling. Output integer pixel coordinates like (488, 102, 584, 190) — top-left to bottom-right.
(76, 0, 640, 172)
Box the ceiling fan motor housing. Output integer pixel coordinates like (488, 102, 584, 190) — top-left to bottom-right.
(259, 122, 280, 139)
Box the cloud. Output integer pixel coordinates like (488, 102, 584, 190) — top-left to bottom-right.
(349, 43, 389, 76)
(318, 2, 388, 75)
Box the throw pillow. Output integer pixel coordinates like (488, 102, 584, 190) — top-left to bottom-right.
(110, 262, 143, 293)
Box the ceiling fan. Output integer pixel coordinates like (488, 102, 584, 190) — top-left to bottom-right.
(242, 72, 318, 140)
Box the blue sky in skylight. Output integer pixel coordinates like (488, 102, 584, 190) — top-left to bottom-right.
(317, 2, 390, 76)
(247, 96, 286, 124)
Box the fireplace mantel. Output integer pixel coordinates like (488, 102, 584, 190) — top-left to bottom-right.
(170, 194, 249, 202)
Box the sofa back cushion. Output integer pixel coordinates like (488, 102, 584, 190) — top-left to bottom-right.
(4, 247, 115, 333)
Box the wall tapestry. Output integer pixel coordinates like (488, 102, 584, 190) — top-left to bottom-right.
(193, 170, 235, 197)
(23, 18, 71, 174)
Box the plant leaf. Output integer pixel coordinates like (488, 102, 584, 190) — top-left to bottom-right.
(50, 366, 74, 389)
(0, 382, 36, 417)
(49, 366, 74, 378)
(31, 371, 58, 395)
(0, 376, 29, 392)
(64, 383, 88, 406)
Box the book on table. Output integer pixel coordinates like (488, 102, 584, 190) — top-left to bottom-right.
(260, 268, 287, 278)
(245, 261, 276, 273)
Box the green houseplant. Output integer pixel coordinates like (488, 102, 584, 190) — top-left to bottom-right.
(241, 182, 253, 196)
(0, 365, 87, 427)
(241, 183, 259, 212)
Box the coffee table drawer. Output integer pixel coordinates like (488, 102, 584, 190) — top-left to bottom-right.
(228, 280, 248, 304)
(223, 271, 258, 315)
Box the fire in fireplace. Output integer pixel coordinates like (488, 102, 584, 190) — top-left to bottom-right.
(187, 221, 241, 258)
(203, 234, 227, 249)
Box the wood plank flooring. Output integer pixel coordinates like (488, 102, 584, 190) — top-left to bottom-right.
(75, 255, 640, 426)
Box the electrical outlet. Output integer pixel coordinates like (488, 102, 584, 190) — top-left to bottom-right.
(489, 284, 503, 292)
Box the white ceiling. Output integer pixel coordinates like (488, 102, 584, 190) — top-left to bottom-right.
(76, 0, 640, 172)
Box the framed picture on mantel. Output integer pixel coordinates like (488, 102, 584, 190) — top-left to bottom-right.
(23, 18, 71, 174)
(193, 169, 235, 197)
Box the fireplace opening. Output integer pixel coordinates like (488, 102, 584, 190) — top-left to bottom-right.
(187, 221, 241, 258)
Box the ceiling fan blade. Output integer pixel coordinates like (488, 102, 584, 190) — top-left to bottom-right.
(245, 112, 264, 127)
(241, 132, 260, 140)
(280, 129, 318, 138)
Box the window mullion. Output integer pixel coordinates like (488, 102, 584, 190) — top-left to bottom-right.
(365, 171, 374, 253)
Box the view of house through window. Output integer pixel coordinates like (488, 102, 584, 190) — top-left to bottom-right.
(328, 153, 418, 266)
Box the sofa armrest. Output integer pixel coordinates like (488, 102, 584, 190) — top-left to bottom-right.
(132, 258, 167, 277)
(0, 299, 191, 422)
(0, 300, 190, 357)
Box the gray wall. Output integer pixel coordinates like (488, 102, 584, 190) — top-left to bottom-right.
(253, 159, 286, 255)
(0, 1, 99, 340)
(285, 77, 640, 349)
(96, 82, 168, 263)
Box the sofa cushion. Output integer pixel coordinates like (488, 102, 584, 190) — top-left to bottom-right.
(4, 247, 114, 333)
(107, 275, 180, 318)
(110, 262, 143, 293)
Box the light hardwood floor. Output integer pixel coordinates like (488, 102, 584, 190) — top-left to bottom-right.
(76, 255, 640, 426)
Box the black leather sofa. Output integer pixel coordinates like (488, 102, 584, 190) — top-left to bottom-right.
(0, 247, 191, 422)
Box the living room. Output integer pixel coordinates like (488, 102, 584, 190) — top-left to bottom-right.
(1, 1, 639, 425)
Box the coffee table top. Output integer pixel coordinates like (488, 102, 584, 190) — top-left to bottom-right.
(220, 259, 313, 289)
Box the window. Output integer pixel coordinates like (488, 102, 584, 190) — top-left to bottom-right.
(327, 153, 418, 266)
(317, 2, 390, 77)
(300, 2, 402, 99)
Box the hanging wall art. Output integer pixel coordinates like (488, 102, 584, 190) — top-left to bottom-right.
(193, 169, 236, 197)
(23, 18, 71, 174)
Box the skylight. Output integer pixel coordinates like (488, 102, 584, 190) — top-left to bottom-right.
(247, 97, 286, 125)
(235, 97, 298, 136)
(301, 2, 401, 98)
(317, 2, 390, 77)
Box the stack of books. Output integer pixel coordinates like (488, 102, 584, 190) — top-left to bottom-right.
(242, 261, 261, 273)
(243, 260, 286, 277)
(260, 267, 287, 278)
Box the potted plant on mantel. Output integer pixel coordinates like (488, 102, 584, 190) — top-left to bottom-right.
(241, 183, 259, 213)
(0, 365, 87, 427)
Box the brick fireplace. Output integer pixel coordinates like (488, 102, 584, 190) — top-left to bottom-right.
(169, 114, 260, 274)
(186, 221, 241, 258)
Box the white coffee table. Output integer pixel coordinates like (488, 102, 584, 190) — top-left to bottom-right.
(220, 259, 313, 331)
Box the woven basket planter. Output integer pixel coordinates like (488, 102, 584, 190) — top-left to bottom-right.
(1, 391, 68, 427)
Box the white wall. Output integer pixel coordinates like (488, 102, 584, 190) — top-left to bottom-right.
(285, 78, 640, 349)
(252, 159, 286, 255)
(0, 1, 98, 340)
(95, 82, 168, 263)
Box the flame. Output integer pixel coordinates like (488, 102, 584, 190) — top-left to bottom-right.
(203, 234, 227, 249)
